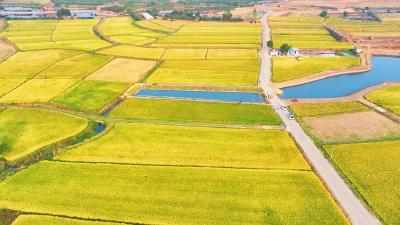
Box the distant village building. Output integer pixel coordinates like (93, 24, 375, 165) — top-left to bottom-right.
(0, 4, 56, 19)
(142, 12, 154, 20)
(159, 10, 174, 16)
(270, 49, 281, 56)
(288, 48, 300, 56)
(70, 10, 97, 18)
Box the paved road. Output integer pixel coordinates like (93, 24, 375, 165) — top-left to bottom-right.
(259, 13, 381, 225)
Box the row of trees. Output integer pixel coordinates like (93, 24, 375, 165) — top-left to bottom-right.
(267, 40, 292, 55)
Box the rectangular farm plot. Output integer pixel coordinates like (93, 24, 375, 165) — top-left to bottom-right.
(0, 79, 26, 97)
(12, 215, 122, 225)
(86, 58, 157, 83)
(52, 80, 129, 112)
(366, 84, 400, 116)
(57, 123, 305, 169)
(0, 49, 80, 78)
(108, 35, 156, 46)
(161, 48, 207, 60)
(324, 141, 400, 225)
(206, 49, 258, 59)
(0, 161, 348, 225)
(302, 111, 400, 143)
(146, 60, 259, 86)
(109, 97, 280, 125)
(36, 53, 112, 79)
(290, 101, 369, 117)
(0, 79, 79, 103)
(98, 45, 165, 60)
(273, 57, 361, 82)
(0, 107, 87, 162)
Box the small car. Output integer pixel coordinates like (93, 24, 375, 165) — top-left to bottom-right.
(288, 113, 295, 120)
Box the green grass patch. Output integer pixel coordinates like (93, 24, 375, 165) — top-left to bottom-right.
(146, 60, 259, 86)
(109, 97, 280, 125)
(52, 80, 129, 112)
(0, 107, 87, 162)
(324, 141, 400, 225)
(273, 57, 361, 82)
(366, 84, 400, 116)
(290, 101, 369, 117)
(0, 161, 348, 225)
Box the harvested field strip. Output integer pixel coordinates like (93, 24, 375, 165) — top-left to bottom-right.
(0, 107, 87, 162)
(302, 111, 400, 143)
(0, 40, 15, 62)
(109, 97, 280, 125)
(0, 161, 348, 225)
(290, 101, 369, 117)
(12, 215, 123, 225)
(272, 56, 361, 82)
(366, 84, 400, 116)
(324, 141, 400, 225)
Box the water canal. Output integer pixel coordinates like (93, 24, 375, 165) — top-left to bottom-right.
(135, 89, 265, 103)
(281, 56, 400, 99)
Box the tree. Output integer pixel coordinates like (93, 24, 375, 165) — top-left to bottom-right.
(280, 43, 292, 55)
(342, 11, 348, 18)
(319, 10, 328, 18)
(56, 8, 71, 18)
(267, 40, 273, 49)
(222, 11, 232, 21)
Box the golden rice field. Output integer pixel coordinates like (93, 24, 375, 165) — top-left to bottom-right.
(324, 141, 400, 225)
(0, 19, 111, 51)
(269, 16, 354, 49)
(366, 84, 400, 116)
(273, 56, 361, 82)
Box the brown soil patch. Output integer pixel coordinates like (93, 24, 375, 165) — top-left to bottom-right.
(303, 111, 400, 142)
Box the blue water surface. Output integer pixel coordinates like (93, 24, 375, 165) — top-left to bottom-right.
(281, 56, 400, 99)
(135, 89, 265, 103)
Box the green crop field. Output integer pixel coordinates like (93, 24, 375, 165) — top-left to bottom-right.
(58, 123, 305, 169)
(0, 107, 87, 162)
(1, 19, 110, 51)
(52, 80, 129, 112)
(324, 141, 400, 225)
(0, 161, 348, 225)
(290, 101, 369, 117)
(12, 215, 121, 225)
(366, 84, 400, 115)
(269, 16, 353, 49)
(98, 45, 165, 59)
(146, 60, 259, 86)
(273, 56, 361, 82)
(109, 97, 280, 125)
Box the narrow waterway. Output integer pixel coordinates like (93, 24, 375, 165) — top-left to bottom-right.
(281, 56, 400, 99)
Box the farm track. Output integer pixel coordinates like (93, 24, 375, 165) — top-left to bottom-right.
(0, 40, 16, 62)
(260, 11, 382, 225)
